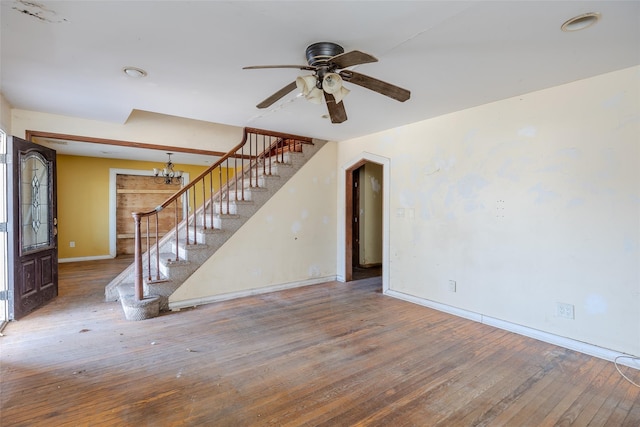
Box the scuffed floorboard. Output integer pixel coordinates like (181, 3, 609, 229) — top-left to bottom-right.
(1, 258, 639, 426)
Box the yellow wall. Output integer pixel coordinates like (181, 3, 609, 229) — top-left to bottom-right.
(57, 155, 209, 259)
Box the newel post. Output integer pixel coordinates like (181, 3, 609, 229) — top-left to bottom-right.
(132, 212, 143, 301)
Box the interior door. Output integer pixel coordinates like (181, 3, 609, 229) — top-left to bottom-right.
(352, 166, 361, 268)
(7, 136, 58, 320)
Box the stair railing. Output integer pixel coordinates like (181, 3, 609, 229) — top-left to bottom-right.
(131, 127, 313, 300)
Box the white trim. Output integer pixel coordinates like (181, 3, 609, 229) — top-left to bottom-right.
(0, 129, 7, 324)
(108, 168, 190, 257)
(59, 254, 114, 263)
(339, 152, 390, 293)
(386, 289, 483, 322)
(385, 289, 640, 370)
(168, 275, 337, 311)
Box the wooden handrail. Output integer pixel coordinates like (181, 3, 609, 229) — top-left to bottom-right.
(131, 127, 313, 301)
(134, 127, 312, 218)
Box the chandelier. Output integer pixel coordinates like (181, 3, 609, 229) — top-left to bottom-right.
(153, 153, 183, 185)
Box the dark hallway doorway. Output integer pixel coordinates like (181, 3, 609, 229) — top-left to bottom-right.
(345, 160, 383, 282)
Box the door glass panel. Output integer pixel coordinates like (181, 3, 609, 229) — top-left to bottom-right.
(20, 152, 51, 252)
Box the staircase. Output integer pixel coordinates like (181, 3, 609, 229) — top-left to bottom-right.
(105, 128, 326, 319)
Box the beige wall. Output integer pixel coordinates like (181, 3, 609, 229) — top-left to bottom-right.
(170, 142, 338, 305)
(0, 93, 11, 131)
(337, 66, 640, 356)
(11, 109, 243, 152)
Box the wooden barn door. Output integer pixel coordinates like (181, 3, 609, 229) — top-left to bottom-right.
(115, 175, 182, 255)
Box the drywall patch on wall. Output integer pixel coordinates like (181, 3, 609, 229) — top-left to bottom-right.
(558, 147, 581, 159)
(518, 126, 537, 138)
(584, 294, 608, 315)
(528, 183, 558, 204)
(567, 198, 585, 208)
(623, 235, 639, 253)
(308, 265, 321, 277)
(399, 189, 415, 208)
(370, 176, 381, 193)
(456, 174, 488, 199)
(437, 156, 456, 173)
(602, 92, 624, 109)
(443, 173, 488, 213)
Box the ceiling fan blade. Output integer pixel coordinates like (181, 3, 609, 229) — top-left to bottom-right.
(256, 81, 298, 109)
(243, 65, 316, 71)
(325, 93, 347, 124)
(330, 50, 378, 69)
(339, 70, 410, 102)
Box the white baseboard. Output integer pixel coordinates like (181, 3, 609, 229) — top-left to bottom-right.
(168, 275, 338, 311)
(385, 289, 640, 370)
(58, 255, 114, 263)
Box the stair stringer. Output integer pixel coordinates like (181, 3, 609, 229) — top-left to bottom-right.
(105, 138, 328, 307)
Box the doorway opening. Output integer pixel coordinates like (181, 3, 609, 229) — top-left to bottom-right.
(345, 160, 384, 283)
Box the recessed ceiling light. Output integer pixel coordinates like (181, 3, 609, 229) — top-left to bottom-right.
(123, 66, 147, 78)
(561, 12, 601, 32)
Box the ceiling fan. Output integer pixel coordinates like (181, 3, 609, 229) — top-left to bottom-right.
(243, 42, 411, 124)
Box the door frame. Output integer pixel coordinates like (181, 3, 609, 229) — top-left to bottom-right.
(341, 152, 389, 292)
(7, 136, 58, 320)
(351, 165, 361, 269)
(0, 129, 8, 327)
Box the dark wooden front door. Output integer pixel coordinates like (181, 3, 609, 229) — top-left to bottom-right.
(7, 136, 58, 320)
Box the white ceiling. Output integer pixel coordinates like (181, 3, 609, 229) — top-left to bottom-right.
(1, 1, 638, 161)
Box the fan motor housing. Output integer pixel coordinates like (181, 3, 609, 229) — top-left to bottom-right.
(305, 42, 344, 67)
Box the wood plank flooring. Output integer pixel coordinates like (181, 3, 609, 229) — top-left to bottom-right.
(1, 258, 639, 426)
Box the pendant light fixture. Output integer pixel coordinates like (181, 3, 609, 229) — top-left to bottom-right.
(153, 153, 183, 185)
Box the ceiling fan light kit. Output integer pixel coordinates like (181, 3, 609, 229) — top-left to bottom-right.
(244, 41, 411, 124)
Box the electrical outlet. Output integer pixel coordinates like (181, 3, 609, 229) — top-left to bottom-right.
(557, 302, 574, 319)
(448, 280, 457, 292)
(69, 241, 75, 248)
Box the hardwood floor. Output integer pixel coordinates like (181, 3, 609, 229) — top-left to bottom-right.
(1, 258, 639, 426)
